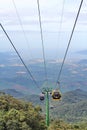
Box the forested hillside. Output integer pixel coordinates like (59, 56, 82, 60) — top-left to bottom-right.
(22, 89, 87, 123)
(0, 93, 87, 130)
(0, 93, 46, 130)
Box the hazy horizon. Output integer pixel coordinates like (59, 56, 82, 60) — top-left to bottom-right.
(0, 0, 87, 61)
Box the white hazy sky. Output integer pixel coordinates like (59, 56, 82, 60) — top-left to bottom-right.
(0, 0, 87, 59)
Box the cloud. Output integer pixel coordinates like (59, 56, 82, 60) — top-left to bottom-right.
(16, 71, 26, 74)
(0, 0, 87, 32)
(10, 64, 23, 67)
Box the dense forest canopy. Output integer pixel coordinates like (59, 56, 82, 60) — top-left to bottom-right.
(0, 93, 87, 130)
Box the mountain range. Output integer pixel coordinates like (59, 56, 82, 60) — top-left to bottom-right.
(0, 88, 87, 123)
(0, 51, 87, 94)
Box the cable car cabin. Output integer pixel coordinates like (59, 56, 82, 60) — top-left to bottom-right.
(50, 105, 55, 109)
(40, 94, 45, 101)
(52, 90, 61, 100)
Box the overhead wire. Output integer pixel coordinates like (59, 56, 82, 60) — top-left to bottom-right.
(0, 23, 41, 92)
(54, 0, 65, 89)
(51, 0, 65, 112)
(36, 0, 48, 83)
(12, 0, 47, 93)
(57, 0, 65, 42)
(12, 0, 32, 58)
(56, 0, 84, 88)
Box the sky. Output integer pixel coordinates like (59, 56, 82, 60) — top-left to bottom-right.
(0, 0, 87, 59)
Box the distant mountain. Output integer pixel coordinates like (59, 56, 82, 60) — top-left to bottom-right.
(0, 88, 87, 123)
(77, 50, 87, 55)
(62, 89, 87, 103)
(0, 89, 24, 98)
(1, 51, 87, 93)
(0, 91, 5, 95)
(23, 94, 42, 105)
(51, 89, 87, 122)
(78, 59, 87, 64)
(23, 89, 87, 123)
(0, 51, 20, 65)
(24, 89, 87, 104)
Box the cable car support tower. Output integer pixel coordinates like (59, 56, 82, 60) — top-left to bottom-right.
(42, 88, 52, 126)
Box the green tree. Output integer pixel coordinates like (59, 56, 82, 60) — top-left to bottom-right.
(0, 95, 47, 130)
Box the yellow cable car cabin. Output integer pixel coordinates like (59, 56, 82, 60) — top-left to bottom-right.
(52, 90, 61, 100)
